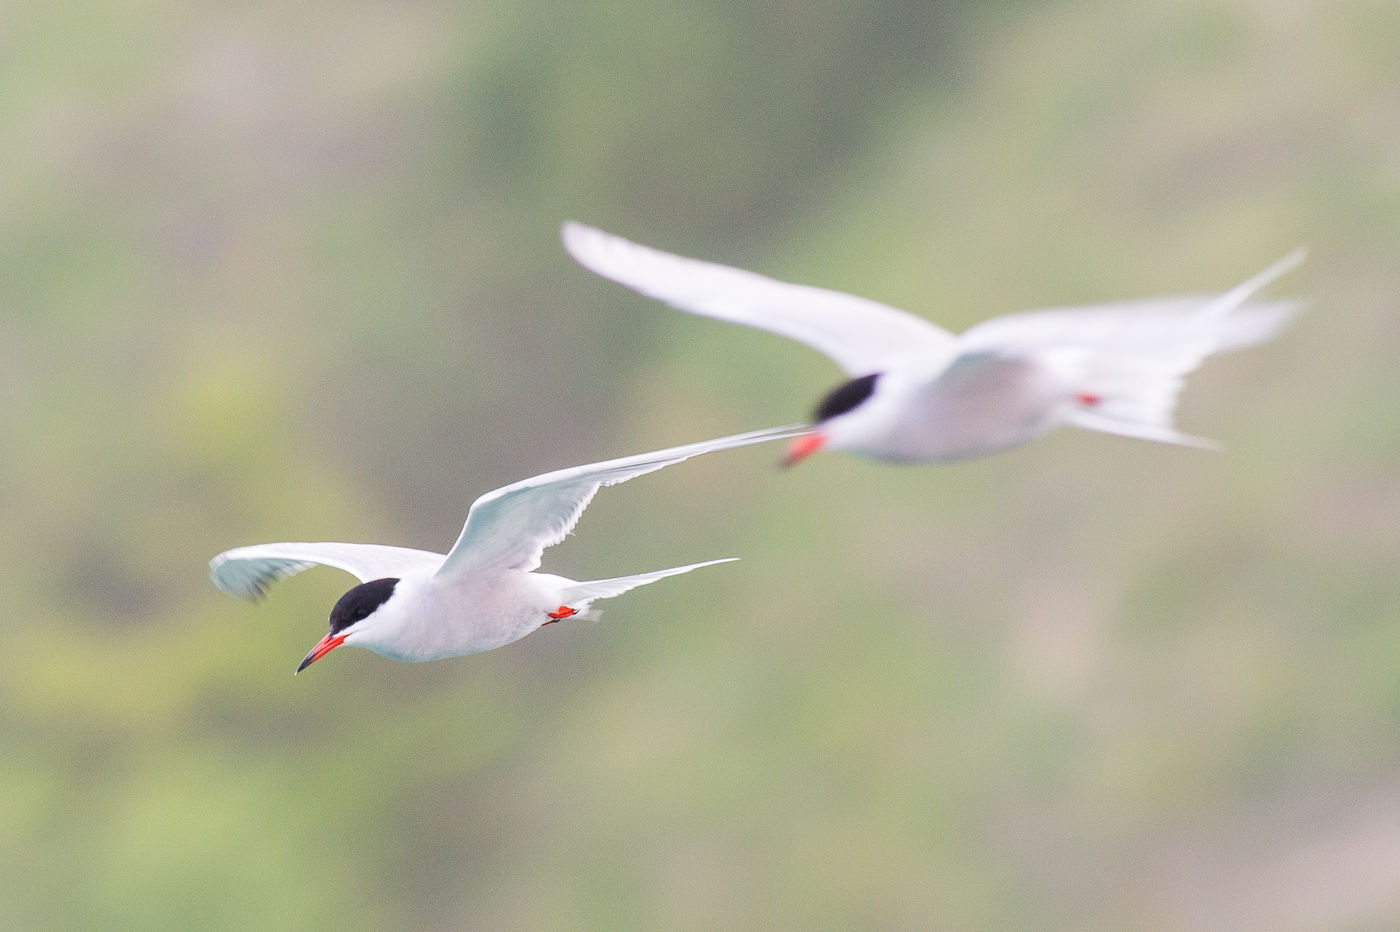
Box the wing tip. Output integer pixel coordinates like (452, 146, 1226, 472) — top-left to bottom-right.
(207, 549, 309, 603)
(560, 220, 614, 263)
(208, 564, 270, 602)
(559, 218, 584, 245)
(1255, 246, 1308, 290)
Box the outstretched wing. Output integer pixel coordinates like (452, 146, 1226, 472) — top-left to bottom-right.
(436, 425, 807, 579)
(209, 542, 445, 601)
(562, 222, 955, 376)
(958, 249, 1306, 360)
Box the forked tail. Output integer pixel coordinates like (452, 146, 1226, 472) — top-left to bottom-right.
(1062, 249, 1306, 448)
(557, 558, 738, 620)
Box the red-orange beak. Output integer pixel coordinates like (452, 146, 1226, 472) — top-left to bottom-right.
(296, 632, 347, 674)
(780, 432, 825, 468)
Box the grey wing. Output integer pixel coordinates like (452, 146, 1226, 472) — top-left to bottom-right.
(959, 249, 1306, 360)
(209, 541, 446, 601)
(944, 250, 1305, 449)
(436, 424, 807, 579)
(562, 222, 955, 376)
(958, 297, 1301, 363)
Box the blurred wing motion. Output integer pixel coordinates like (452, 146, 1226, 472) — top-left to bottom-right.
(210, 542, 445, 601)
(960, 248, 1306, 356)
(562, 221, 955, 376)
(954, 249, 1306, 447)
(437, 425, 806, 579)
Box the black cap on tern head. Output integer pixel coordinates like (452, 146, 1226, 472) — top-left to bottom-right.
(328, 577, 400, 634)
(296, 577, 401, 674)
(813, 373, 881, 423)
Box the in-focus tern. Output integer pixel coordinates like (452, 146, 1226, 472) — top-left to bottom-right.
(563, 222, 1305, 466)
(209, 426, 800, 673)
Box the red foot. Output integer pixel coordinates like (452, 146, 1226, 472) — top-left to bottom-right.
(1077, 392, 1102, 406)
(542, 605, 577, 626)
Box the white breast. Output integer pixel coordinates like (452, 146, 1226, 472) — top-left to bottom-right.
(355, 569, 569, 662)
(831, 354, 1074, 463)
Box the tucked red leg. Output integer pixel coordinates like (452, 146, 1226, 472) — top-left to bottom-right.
(542, 605, 578, 626)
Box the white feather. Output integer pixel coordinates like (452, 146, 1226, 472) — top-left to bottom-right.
(562, 221, 955, 376)
(436, 424, 806, 579)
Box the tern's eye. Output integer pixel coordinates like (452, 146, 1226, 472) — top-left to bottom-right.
(328, 577, 401, 634)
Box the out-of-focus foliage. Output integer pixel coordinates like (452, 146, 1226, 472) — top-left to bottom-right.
(4, 0, 1399, 928)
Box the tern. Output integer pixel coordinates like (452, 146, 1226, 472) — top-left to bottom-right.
(209, 425, 801, 672)
(563, 222, 1304, 466)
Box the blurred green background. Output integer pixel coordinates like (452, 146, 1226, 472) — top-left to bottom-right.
(5, 0, 1399, 928)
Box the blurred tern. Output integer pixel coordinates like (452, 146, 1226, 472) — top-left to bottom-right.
(209, 425, 800, 672)
(563, 222, 1305, 466)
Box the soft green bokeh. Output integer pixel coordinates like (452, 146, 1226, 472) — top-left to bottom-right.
(4, 0, 1399, 928)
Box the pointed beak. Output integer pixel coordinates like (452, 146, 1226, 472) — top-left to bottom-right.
(780, 432, 825, 468)
(296, 632, 347, 674)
